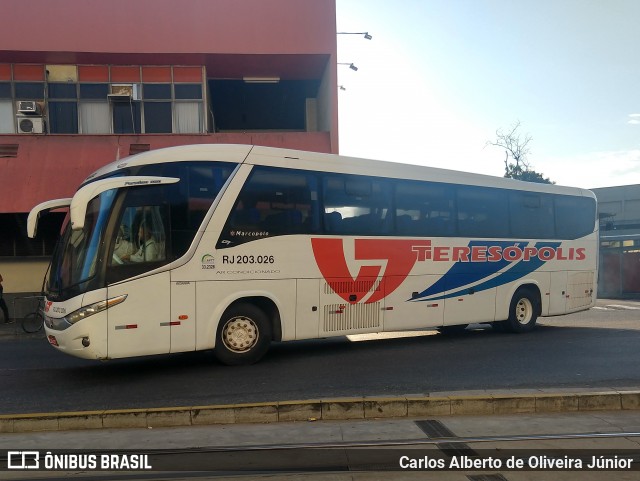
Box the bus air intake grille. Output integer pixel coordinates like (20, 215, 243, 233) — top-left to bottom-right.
(325, 280, 381, 294)
(323, 303, 381, 333)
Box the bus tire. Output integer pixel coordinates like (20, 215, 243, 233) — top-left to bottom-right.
(505, 288, 539, 333)
(214, 304, 272, 366)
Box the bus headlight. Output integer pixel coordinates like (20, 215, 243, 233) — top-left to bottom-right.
(65, 294, 128, 325)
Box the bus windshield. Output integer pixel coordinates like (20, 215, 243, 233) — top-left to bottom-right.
(47, 189, 117, 298)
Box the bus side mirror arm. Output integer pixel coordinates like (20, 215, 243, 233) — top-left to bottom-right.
(27, 198, 72, 238)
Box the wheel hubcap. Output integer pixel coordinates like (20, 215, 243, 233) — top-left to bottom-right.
(515, 298, 533, 325)
(222, 316, 259, 353)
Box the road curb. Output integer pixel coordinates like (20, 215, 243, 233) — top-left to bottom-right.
(1, 389, 640, 434)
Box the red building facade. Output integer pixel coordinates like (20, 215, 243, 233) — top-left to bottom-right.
(0, 0, 338, 264)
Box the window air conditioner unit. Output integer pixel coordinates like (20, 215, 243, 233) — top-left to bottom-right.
(16, 115, 44, 134)
(108, 84, 140, 101)
(16, 100, 42, 115)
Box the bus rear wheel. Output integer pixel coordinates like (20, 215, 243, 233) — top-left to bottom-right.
(505, 288, 539, 333)
(214, 304, 272, 366)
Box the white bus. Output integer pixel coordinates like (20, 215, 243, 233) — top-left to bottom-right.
(28, 144, 598, 365)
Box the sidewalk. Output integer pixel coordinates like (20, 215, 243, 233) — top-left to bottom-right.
(0, 317, 45, 340)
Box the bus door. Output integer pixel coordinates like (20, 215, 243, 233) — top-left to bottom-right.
(548, 271, 568, 315)
(105, 202, 174, 358)
(107, 272, 171, 358)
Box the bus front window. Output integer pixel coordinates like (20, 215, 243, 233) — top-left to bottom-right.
(47, 189, 117, 299)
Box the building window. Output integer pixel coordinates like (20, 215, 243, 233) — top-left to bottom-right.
(210, 79, 319, 132)
(142, 83, 172, 133)
(79, 83, 110, 133)
(144, 83, 171, 99)
(175, 84, 202, 99)
(48, 83, 79, 134)
(0, 82, 12, 133)
(14, 82, 44, 100)
(0, 64, 206, 135)
(174, 102, 203, 133)
(144, 102, 172, 133)
(173, 83, 203, 133)
(113, 101, 141, 134)
(49, 102, 79, 133)
(0, 213, 65, 257)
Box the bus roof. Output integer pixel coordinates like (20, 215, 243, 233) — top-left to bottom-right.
(83, 144, 595, 199)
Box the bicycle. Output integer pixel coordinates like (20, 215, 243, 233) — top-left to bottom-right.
(22, 296, 45, 334)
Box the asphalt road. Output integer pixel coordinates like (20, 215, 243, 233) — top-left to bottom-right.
(1, 300, 639, 416)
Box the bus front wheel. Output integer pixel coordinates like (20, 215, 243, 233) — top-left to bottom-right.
(214, 304, 272, 366)
(505, 288, 539, 333)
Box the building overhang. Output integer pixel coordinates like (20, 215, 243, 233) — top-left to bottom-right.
(0, 52, 331, 80)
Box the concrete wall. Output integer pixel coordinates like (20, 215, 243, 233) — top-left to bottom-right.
(593, 184, 640, 297)
(0, 257, 48, 292)
(594, 184, 640, 225)
(0, 258, 48, 319)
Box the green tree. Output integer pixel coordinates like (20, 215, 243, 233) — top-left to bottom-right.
(488, 121, 553, 184)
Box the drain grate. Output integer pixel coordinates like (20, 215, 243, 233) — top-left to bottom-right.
(468, 475, 509, 481)
(415, 419, 479, 458)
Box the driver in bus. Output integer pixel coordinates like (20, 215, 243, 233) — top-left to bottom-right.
(111, 225, 135, 265)
(121, 221, 161, 263)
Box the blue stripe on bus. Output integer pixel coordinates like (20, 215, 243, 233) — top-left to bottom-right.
(411, 241, 561, 302)
(410, 240, 523, 300)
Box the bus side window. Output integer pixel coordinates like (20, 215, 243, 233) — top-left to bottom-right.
(394, 180, 454, 237)
(555, 195, 596, 239)
(509, 192, 554, 239)
(218, 166, 318, 247)
(322, 174, 391, 235)
(457, 185, 508, 238)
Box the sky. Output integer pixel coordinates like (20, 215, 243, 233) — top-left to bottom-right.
(335, 0, 640, 189)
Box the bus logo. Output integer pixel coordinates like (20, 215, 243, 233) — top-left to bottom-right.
(311, 238, 421, 304)
(201, 254, 216, 270)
